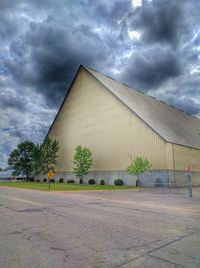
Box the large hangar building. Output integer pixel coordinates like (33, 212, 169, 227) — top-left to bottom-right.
(46, 65, 200, 186)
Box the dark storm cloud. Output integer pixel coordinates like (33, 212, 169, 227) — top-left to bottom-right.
(170, 98, 199, 116)
(132, 0, 185, 45)
(120, 46, 182, 90)
(0, 0, 200, 167)
(0, 1, 127, 110)
(0, 13, 19, 42)
(0, 92, 26, 112)
(0, 1, 19, 10)
(118, 0, 200, 103)
(91, 0, 131, 26)
(2, 11, 114, 107)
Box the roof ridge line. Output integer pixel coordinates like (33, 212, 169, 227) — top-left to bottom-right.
(83, 65, 199, 120)
(83, 65, 167, 142)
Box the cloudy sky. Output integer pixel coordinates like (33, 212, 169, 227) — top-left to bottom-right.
(0, 0, 200, 167)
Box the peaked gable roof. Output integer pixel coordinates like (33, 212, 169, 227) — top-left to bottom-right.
(84, 66, 200, 149)
(48, 65, 200, 149)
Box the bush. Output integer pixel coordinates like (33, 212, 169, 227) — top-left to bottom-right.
(50, 179, 55, 183)
(114, 179, 124, 186)
(29, 177, 34, 182)
(155, 178, 163, 187)
(67, 179, 74, 183)
(136, 179, 141, 187)
(88, 179, 95, 185)
(59, 178, 64, 183)
(36, 179, 40, 182)
(100, 179, 105, 185)
(43, 178, 47, 182)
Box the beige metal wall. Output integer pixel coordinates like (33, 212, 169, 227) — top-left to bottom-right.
(48, 68, 171, 172)
(173, 144, 200, 172)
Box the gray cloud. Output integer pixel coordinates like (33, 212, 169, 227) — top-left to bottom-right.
(116, 0, 200, 114)
(119, 45, 182, 90)
(3, 14, 114, 107)
(0, 0, 200, 167)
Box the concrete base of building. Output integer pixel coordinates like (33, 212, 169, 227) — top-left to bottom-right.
(36, 170, 200, 186)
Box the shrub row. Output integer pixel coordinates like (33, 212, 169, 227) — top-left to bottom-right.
(22, 177, 164, 187)
(114, 179, 123, 186)
(67, 179, 74, 183)
(88, 179, 124, 186)
(88, 179, 106, 185)
(38, 178, 125, 186)
(42, 178, 55, 182)
(100, 179, 105, 185)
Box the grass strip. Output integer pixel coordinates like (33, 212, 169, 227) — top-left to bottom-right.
(0, 181, 137, 191)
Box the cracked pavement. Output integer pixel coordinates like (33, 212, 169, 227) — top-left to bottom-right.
(0, 188, 200, 267)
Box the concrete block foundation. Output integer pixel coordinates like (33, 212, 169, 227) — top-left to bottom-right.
(37, 170, 200, 186)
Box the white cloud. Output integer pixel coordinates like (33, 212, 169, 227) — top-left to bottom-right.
(131, 0, 142, 8)
(128, 30, 141, 40)
(190, 66, 200, 74)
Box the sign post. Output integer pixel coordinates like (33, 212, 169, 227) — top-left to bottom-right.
(187, 165, 192, 197)
(47, 171, 54, 190)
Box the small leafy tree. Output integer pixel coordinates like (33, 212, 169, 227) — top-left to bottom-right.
(73, 145, 93, 184)
(126, 157, 151, 182)
(33, 137, 59, 175)
(8, 141, 36, 180)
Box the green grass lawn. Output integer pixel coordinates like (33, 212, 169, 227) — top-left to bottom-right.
(0, 181, 136, 191)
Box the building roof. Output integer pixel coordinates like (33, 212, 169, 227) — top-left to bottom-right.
(83, 65, 200, 149)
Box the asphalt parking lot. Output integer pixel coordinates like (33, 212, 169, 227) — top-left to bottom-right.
(0, 187, 200, 268)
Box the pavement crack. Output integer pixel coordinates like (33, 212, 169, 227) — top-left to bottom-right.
(8, 231, 23, 235)
(117, 232, 194, 267)
(51, 247, 66, 251)
(148, 254, 187, 268)
(147, 232, 194, 255)
(0, 203, 16, 212)
(16, 208, 44, 213)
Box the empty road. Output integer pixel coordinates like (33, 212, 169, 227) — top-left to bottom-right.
(0, 187, 200, 268)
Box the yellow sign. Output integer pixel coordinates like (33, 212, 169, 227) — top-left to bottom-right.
(47, 171, 54, 178)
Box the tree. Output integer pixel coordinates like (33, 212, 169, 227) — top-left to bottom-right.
(8, 141, 36, 180)
(33, 137, 59, 175)
(73, 145, 93, 184)
(126, 157, 151, 183)
(32, 144, 42, 175)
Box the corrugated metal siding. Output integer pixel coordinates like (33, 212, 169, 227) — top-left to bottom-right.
(173, 144, 200, 172)
(129, 113, 167, 170)
(49, 69, 169, 172)
(166, 143, 174, 170)
(85, 66, 200, 149)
